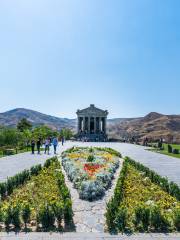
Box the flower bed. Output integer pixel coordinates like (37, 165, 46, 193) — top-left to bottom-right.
(106, 157, 180, 233)
(0, 157, 73, 231)
(61, 147, 121, 201)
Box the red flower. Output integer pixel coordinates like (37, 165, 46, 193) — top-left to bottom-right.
(84, 163, 104, 176)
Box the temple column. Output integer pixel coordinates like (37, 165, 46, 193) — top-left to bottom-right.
(94, 117, 97, 134)
(104, 117, 107, 134)
(102, 117, 105, 133)
(83, 117, 86, 132)
(88, 117, 91, 133)
(78, 117, 80, 133)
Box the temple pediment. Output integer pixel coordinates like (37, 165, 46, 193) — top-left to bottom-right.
(77, 104, 108, 117)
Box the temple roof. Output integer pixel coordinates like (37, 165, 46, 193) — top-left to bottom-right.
(77, 104, 108, 116)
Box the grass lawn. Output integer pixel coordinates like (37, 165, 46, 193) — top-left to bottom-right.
(0, 147, 45, 158)
(149, 143, 180, 159)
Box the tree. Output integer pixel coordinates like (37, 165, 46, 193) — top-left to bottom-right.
(60, 128, 73, 140)
(32, 126, 58, 141)
(17, 118, 32, 132)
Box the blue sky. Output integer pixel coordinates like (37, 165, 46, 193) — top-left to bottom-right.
(0, 0, 180, 118)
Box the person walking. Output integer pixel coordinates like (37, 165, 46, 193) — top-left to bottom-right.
(37, 138, 41, 154)
(52, 137, 58, 154)
(31, 139, 35, 154)
(44, 138, 50, 155)
(61, 136, 64, 146)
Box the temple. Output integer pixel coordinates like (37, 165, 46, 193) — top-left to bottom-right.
(76, 104, 108, 141)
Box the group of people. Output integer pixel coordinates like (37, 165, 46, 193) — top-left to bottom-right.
(31, 136, 65, 155)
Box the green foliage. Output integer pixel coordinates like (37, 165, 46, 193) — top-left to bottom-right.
(59, 128, 73, 140)
(150, 206, 170, 231)
(64, 199, 73, 225)
(174, 209, 180, 231)
(168, 144, 172, 153)
(22, 204, 31, 228)
(105, 160, 128, 232)
(38, 205, 55, 229)
(134, 206, 150, 231)
(32, 126, 59, 141)
(125, 157, 180, 200)
(172, 149, 179, 154)
(52, 201, 64, 228)
(30, 164, 42, 176)
(4, 206, 12, 229)
(11, 205, 21, 229)
(0, 157, 73, 231)
(115, 206, 128, 233)
(17, 118, 32, 132)
(106, 158, 180, 233)
(87, 154, 95, 162)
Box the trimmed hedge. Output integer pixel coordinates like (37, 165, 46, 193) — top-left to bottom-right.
(0, 157, 73, 231)
(0, 157, 56, 200)
(125, 157, 180, 201)
(106, 157, 180, 233)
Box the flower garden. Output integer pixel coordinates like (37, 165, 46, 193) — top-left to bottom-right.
(0, 157, 73, 231)
(61, 147, 121, 201)
(106, 157, 180, 233)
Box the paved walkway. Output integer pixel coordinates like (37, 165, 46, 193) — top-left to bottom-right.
(0, 141, 180, 185)
(0, 232, 180, 240)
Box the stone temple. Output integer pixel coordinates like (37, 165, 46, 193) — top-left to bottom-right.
(76, 104, 108, 141)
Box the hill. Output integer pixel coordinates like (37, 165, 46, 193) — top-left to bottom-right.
(108, 112, 180, 143)
(0, 108, 76, 130)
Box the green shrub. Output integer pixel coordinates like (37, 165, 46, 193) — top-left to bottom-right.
(150, 206, 170, 232)
(38, 205, 55, 229)
(87, 155, 95, 162)
(52, 201, 64, 228)
(115, 206, 128, 233)
(168, 144, 172, 153)
(174, 209, 180, 231)
(134, 206, 150, 231)
(172, 149, 179, 154)
(11, 205, 21, 229)
(105, 199, 117, 232)
(125, 157, 180, 201)
(4, 206, 12, 229)
(105, 160, 128, 232)
(30, 165, 42, 176)
(0, 182, 7, 199)
(22, 204, 31, 228)
(64, 199, 73, 225)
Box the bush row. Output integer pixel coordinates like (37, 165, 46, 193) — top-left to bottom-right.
(105, 160, 128, 232)
(125, 157, 180, 201)
(114, 204, 180, 233)
(106, 158, 180, 233)
(0, 157, 58, 199)
(0, 157, 73, 230)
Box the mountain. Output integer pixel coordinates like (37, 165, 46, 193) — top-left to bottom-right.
(0, 108, 76, 130)
(0, 108, 180, 143)
(107, 112, 180, 143)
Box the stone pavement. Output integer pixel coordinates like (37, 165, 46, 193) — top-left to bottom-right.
(0, 232, 180, 240)
(0, 144, 69, 182)
(1, 141, 179, 185)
